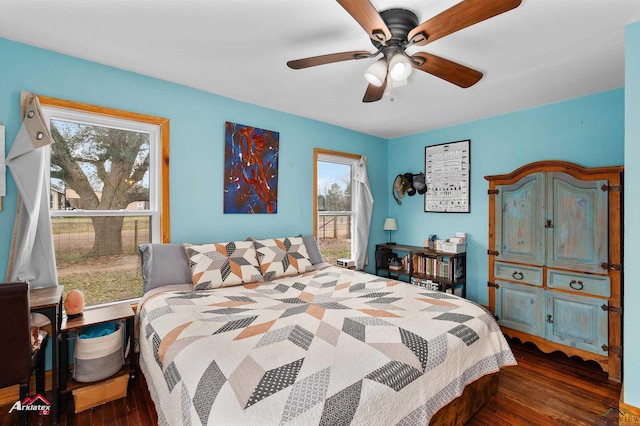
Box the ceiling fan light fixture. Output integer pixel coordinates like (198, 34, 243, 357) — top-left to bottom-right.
(364, 58, 388, 86)
(389, 78, 408, 88)
(388, 53, 412, 82)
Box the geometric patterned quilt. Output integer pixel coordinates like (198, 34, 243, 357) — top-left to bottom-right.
(138, 265, 516, 425)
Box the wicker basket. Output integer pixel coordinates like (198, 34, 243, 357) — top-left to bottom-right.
(73, 321, 124, 383)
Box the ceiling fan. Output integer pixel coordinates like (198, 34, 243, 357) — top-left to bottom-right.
(287, 0, 522, 102)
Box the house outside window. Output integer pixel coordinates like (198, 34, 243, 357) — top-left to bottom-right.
(40, 98, 169, 306)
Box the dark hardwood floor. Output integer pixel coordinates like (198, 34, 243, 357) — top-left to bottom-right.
(0, 337, 622, 426)
(468, 338, 621, 426)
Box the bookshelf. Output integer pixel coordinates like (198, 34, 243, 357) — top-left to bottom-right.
(375, 244, 466, 297)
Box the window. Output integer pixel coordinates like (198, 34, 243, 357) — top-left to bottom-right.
(314, 149, 360, 265)
(40, 96, 169, 306)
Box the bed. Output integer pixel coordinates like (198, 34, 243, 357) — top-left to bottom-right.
(136, 238, 516, 425)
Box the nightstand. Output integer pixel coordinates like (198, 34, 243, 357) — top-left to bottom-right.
(59, 303, 135, 412)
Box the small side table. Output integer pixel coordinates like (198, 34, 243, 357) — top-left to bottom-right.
(30, 285, 64, 425)
(59, 303, 136, 411)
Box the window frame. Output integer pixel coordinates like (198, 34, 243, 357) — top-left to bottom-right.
(39, 96, 170, 242)
(313, 148, 361, 257)
(38, 96, 170, 307)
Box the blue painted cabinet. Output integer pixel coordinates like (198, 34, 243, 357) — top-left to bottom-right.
(495, 280, 544, 337)
(494, 172, 546, 266)
(546, 172, 608, 273)
(545, 291, 608, 355)
(486, 161, 623, 382)
(494, 171, 608, 272)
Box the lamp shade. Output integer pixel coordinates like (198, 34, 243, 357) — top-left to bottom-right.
(383, 217, 398, 231)
(388, 53, 412, 81)
(364, 59, 388, 86)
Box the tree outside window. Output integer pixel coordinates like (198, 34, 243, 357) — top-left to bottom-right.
(51, 120, 150, 257)
(41, 98, 168, 306)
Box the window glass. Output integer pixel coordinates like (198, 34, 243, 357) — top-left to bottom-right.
(315, 151, 358, 265)
(41, 100, 168, 307)
(51, 215, 150, 305)
(50, 119, 150, 211)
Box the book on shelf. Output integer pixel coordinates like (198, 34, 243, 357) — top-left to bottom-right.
(412, 254, 437, 276)
(410, 277, 441, 291)
(379, 245, 465, 297)
(441, 256, 466, 281)
(453, 257, 464, 280)
(411, 253, 464, 282)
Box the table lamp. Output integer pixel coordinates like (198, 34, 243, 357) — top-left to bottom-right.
(383, 218, 397, 245)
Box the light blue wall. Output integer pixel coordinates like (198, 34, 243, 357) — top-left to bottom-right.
(624, 20, 640, 408)
(1, 27, 639, 405)
(0, 38, 389, 284)
(388, 90, 624, 304)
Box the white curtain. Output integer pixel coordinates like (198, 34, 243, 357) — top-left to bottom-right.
(5, 92, 58, 288)
(352, 156, 373, 270)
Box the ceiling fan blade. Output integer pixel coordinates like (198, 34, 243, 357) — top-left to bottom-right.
(408, 0, 521, 46)
(287, 50, 373, 69)
(412, 52, 482, 88)
(362, 78, 387, 103)
(337, 0, 392, 43)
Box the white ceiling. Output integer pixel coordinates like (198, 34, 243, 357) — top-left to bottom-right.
(1, 0, 639, 139)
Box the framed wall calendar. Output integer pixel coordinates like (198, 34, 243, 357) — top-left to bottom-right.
(424, 140, 470, 213)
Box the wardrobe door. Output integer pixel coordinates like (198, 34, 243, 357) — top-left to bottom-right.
(495, 173, 546, 265)
(545, 291, 608, 355)
(495, 281, 545, 337)
(546, 172, 608, 273)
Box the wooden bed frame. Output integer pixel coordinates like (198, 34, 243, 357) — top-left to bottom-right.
(430, 372, 499, 425)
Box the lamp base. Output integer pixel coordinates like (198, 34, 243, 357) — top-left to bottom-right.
(386, 242, 397, 245)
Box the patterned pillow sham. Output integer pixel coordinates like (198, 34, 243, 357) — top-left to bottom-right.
(252, 236, 314, 280)
(184, 241, 264, 290)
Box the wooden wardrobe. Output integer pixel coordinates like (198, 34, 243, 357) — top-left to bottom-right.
(485, 161, 623, 382)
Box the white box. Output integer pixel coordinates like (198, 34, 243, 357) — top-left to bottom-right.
(434, 240, 447, 251)
(438, 241, 466, 253)
(337, 258, 355, 268)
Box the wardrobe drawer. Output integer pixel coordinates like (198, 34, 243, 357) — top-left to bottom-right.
(547, 270, 610, 297)
(494, 262, 543, 286)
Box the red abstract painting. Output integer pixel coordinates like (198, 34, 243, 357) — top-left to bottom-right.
(224, 122, 279, 214)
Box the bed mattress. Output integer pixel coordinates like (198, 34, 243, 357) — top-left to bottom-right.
(137, 265, 515, 425)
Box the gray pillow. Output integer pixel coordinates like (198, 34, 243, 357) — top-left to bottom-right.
(302, 235, 325, 265)
(139, 243, 193, 292)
